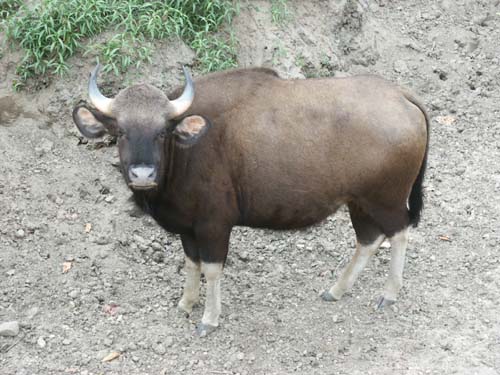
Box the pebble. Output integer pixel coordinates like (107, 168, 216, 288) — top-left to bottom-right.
(69, 290, 80, 299)
(37, 336, 47, 348)
(393, 59, 409, 73)
(164, 336, 174, 347)
(152, 251, 164, 263)
(15, 229, 26, 239)
(238, 251, 250, 261)
(6, 269, 15, 276)
(0, 321, 20, 337)
(26, 307, 39, 319)
(153, 343, 167, 355)
(151, 241, 163, 251)
(62, 338, 71, 345)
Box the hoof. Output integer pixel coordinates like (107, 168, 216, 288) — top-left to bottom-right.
(320, 290, 339, 302)
(195, 323, 218, 337)
(376, 296, 396, 310)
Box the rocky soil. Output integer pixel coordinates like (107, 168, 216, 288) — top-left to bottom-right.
(1, 0, 499, 374)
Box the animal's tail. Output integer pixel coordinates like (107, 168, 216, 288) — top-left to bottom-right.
(403, 91, 429, 227)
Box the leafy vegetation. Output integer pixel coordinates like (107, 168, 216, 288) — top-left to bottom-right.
(270, 0, 289, 25)
(2, 0, 238, 89)
(0, 0, 21, 20)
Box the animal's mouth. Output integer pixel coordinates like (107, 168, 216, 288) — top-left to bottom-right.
(128, 182, 158, 191)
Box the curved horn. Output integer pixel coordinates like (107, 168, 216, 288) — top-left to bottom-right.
(88, 64, 114, 116)
(169, 66, 195, 118)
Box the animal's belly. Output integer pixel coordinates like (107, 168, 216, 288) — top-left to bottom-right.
(242, 197, 342, 230)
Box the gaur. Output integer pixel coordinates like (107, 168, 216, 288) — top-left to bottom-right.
(72, 64, 428, 336)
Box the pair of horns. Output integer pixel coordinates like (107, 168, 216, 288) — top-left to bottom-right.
(88, 64, 195, 118)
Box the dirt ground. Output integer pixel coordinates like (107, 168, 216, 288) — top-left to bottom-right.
(1, 0, 500, 374)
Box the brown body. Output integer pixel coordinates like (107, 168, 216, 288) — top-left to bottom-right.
(73, 67, 429, 335)
(164, 69, 426, 239)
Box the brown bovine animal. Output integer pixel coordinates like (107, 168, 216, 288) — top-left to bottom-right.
(73, 65, 428, 336)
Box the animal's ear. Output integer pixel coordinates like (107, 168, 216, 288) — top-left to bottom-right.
(72, 103, 118, 139)
(173, 115, 211, 147)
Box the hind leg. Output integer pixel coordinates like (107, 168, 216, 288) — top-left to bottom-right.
(321, 203, 385, 301)
(376, 227, 409, 308)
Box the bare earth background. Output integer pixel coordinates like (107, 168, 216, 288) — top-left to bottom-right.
(1, 1, 500, 374)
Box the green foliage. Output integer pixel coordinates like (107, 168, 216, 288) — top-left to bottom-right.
(191, 31, 237, 72)
(4, 0, 238, 89)
(0, 0, 21, 20)
(271, 0, 290, 25)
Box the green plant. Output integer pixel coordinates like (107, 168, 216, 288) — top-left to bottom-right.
(271, 0, 290, 25)
(0, 0, 21, 20)
(4, 0, 238, 89)
(191, 30, 237, 72)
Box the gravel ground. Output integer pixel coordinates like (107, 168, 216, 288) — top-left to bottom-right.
(1, 1, 499, 374)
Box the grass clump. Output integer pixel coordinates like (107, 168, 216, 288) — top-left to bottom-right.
(0, 0, 21, 20)
(270, 0, 290, 25)
(4, 0, 238, 89)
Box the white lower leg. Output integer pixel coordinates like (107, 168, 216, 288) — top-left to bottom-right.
(201, 262, 223, 327)
(329, 235, 385, 299)
(178, 257, 201, 314)
(383, 228, 409, 301)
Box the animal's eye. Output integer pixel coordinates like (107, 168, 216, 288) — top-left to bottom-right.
(157, 129, 168, 139)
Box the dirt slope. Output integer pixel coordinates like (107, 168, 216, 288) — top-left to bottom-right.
(1, 1, 499, 374)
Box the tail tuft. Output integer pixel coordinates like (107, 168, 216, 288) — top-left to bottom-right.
(408, 155, 426, 227)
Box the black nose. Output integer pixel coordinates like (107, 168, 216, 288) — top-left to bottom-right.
(128, 164, 157, 189)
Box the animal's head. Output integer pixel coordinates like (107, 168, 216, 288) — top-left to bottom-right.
(72, 65, 210, 191)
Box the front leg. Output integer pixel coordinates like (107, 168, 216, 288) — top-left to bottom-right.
(194, 223, 231, 337)
(196, 262, 223, 337)
(178, 234, 201, 314)
(178, 256, 201, 314)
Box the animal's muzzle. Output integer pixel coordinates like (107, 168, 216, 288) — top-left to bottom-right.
(128, 164, 158, 190)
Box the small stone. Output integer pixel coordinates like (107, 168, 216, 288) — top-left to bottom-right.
(152, 251, 164, 263)
(151, 242, 163, 251)
(164, 336, 174, 347)
(26, 307, 39, 320)
(69, 290, 80, 299)
(15, 229, 26, 239)
(237, 352, 245, 360)
(6, 269, 15, 276)
(393, 59, 408, 73)
(104, 195, 115, 203)
(94, 236, 111, 245)
(0, 321, 20, 337)
(332, 314, 345, 323)
(473, 14, 488, 26)
(104, 338, 113, 347)
(126, 342, 137, 351)
(153, 343, 167, 355)
(37, 336, 47, 348)
(133, 234, 146, 244)
(238, 251, 249, 261)
(466, 39, 479, 53)
(62, 338, 71, 345)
